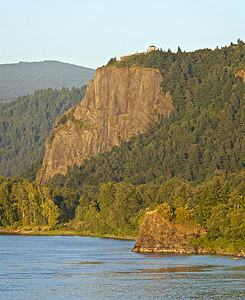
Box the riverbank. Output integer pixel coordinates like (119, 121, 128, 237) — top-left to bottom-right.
(0, 226, 136, 240)
(1, 226, 244, 257)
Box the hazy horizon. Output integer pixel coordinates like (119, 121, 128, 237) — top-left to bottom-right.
(1, 0, 244, 69)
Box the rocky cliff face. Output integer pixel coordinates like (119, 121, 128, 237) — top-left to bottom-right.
(133, 210, 207, 254)
(236, 70, 245, 82)
(36, 66, 174, 183)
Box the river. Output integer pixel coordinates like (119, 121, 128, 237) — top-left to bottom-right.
(0, 235, 244, 299)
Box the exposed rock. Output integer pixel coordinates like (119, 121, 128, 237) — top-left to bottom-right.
(132, 210, 207, 254)
(36, 66, 174, 183)
(236, 70, 245, 82)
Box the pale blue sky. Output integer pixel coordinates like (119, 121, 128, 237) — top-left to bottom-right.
(0, 0, 244, 69)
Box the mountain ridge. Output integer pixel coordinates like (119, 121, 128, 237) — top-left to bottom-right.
(0, 60, 95, 102)
(0, 42, 244, 256)
(45, 42, 245, 189)
(0, 86, 87, 177)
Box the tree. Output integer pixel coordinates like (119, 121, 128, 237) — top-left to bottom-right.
(42, 199, 59, 227)
(156, 203, 173, 220)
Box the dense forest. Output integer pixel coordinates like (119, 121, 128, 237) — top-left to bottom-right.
(0, 172, 244, 254)
(0, 60, 95, 102)
(50, 40, 245, 189)
(0, 86, 87, 177)
(0, 177, 60, 228)
(0, 41, 244, 255)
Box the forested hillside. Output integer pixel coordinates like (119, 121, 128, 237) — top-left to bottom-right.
(1, 41, 244, 255)
(44, 41, 244, 254)
(0, 86, 86, 177)
(0, 60, 95, 102)
(51, 40, 245, 189)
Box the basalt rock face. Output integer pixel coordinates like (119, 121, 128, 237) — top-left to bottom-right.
(36, 66, 174, 183)
(132, 210, 207, 254)
(236, 70, 245, 82)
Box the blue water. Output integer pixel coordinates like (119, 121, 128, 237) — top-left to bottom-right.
(0, 235, 244, 299)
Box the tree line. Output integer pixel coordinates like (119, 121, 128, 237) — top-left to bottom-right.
(0, 172, 244, 254)
(0, 41, 244, 254)
(0, 86, 87, 177)
(48, 41, 245, 190)
(0, 177, 59, 228)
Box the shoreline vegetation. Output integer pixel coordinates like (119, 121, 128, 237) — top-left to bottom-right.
(0, 42, 244, 259)
(1, 173, 244, 257)
(0, 225, 136, 240)
(0, 227, 244, 258)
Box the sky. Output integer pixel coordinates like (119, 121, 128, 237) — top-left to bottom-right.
(0, 0, 244, 69)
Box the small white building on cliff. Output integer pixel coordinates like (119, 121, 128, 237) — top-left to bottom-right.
(119, 46, 157, 61)
(147, 45, 156, 52)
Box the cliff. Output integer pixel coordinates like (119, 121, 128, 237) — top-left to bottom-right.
(236, 70, 245, 82)
(36, 66, 174, 183)
(132, 210, 207, 254)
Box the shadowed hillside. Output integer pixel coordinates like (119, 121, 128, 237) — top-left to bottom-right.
(0, 86, 87, 177)
(0, 60, 95, 102)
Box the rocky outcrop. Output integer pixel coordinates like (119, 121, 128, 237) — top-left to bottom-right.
(36, 66, 174, 183)
(236, 70, 245, 82)
(132, 210, 207, 254)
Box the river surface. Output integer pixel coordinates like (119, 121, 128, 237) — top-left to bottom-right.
(0, 235, 244, 299)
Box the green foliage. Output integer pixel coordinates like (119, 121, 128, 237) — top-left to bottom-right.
(67, 172, 244, 248)
(190, 236, 245, 255)
(197, 173, 245, 241)
(46, 42, 245, 252)
(1, 172, 244, 255)
(0, 177, 59, 227)
(71, 182, 143, 236)
(42, 199, 60, 226)
(0, 86, 87, 177)
(156, 202, 196, 228)
(55, 42, 245, 190)
(107, 57, 117, 65)
(174, 205, 194, 226)
(1, 42, 244, 254)
(156, 203, 173, 220)
(20, 159, 43, 181)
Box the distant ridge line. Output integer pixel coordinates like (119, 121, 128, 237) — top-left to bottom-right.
(0, 60, 95, 102)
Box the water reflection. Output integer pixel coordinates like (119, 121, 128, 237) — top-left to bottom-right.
(118, 265, 217, 274)
(0, 235, 244, 300)
(71, 261, 107, 265)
